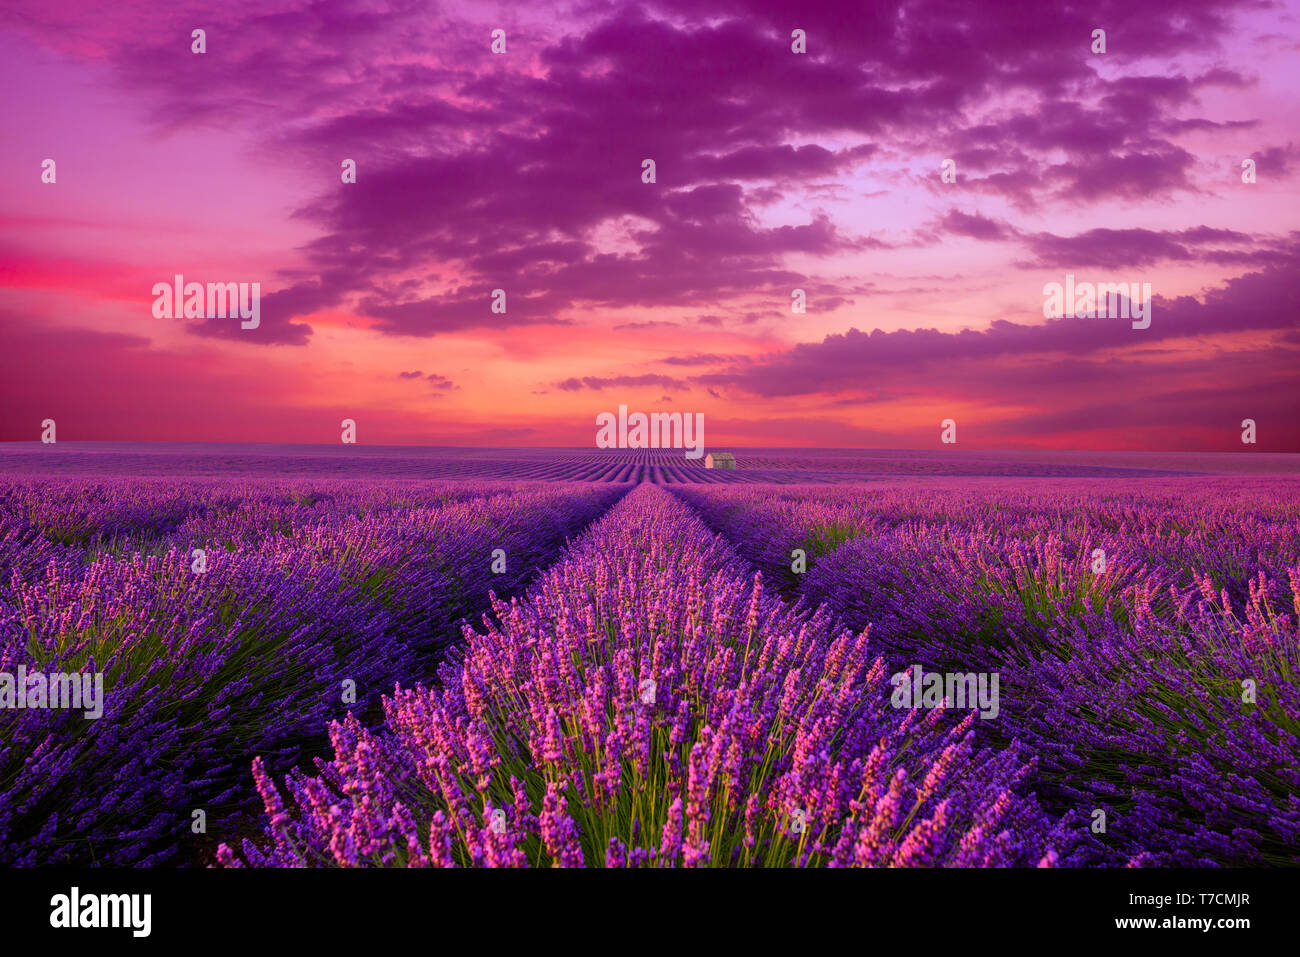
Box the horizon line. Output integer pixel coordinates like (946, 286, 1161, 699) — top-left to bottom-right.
(2, 440, 1296, 456)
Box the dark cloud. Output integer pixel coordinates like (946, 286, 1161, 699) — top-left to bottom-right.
(556, 373, 688, 391)
(699, 261, 1300, 401)
(7, 0, 1265, 342)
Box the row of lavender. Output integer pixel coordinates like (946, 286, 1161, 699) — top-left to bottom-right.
(221, 484, 1080, 867)
(0, 479, 627, 865)
(672, 480, 1300, 865)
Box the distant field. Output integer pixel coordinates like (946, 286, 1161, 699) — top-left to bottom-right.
(2, 442, 1296, 481)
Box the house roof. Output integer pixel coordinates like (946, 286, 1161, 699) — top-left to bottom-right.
(708, 452, 736, 460)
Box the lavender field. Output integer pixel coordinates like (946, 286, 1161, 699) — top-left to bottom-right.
(1, 446, 1297, 867)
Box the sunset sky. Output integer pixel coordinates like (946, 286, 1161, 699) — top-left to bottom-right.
(2, 0, 1298, 450)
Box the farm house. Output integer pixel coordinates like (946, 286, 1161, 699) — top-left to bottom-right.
(704, 452, 736, 469)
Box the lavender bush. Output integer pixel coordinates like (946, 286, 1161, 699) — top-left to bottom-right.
(680, 481, 1300, 866)
(220, 486, 1077, 867)
(0, 480, 625, 865)
(4, 469, 1296, 868)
